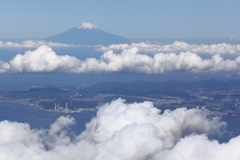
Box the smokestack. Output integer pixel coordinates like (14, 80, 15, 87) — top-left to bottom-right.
(58, 103, 60, 112)
(54, 103, 56, 112)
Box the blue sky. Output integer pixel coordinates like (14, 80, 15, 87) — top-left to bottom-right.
(0, 0, 240, 39)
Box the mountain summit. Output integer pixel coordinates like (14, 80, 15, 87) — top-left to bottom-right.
(45, 22, 130, 45)
(76, 22, 98, 29)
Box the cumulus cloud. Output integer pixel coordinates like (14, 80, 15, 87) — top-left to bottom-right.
(98, 41, 240, 55)
(0, 40, 80, 48)
(2, 40, 240, 56)
(0, 46, 81, 73)
(1, 98, 239, 160)
(1, 45, 240, 74)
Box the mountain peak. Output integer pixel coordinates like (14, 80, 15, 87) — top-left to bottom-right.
(45, 22, 130, 45)
(76, 22, 98, 29)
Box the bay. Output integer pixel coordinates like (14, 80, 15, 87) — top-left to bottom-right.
(0, 102, 240, 142)
(0, 102, 96, 135)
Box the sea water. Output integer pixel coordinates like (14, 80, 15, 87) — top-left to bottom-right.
(0, 102, 239, 142)
(0, 102, 96, 135)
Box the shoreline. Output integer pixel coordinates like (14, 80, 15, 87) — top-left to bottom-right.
(0, 100, 96, 113)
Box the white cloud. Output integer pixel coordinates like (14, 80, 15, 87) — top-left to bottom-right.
(2, 40, 240, 56)
(0, 46, 81, 73)
(0, 40, 80, 48)
(1, 45, 240, 74)
(98, 41, 240, 55)
(1, 98, 238, 160)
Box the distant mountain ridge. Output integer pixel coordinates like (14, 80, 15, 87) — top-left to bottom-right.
(45, 22, 130, 45)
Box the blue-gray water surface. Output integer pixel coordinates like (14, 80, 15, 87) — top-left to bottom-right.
(0, 102, 240, 142)
(0, 102, 96, 135)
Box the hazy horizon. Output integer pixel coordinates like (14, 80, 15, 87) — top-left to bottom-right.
(1, 0, 240, 39)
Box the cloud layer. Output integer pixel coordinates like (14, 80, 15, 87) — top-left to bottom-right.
(1, 98, 238, 160)
(1, 40, 240, 56)
(98, 41, 240, 55)
(1, 45, 240, 74)
(0, 40, 80, 48)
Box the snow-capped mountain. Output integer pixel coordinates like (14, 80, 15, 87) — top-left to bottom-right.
(45, 22, 130, 45)
(76, 22, 98, 29)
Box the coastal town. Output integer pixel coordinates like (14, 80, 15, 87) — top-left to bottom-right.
(1, 80, 240, 116)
